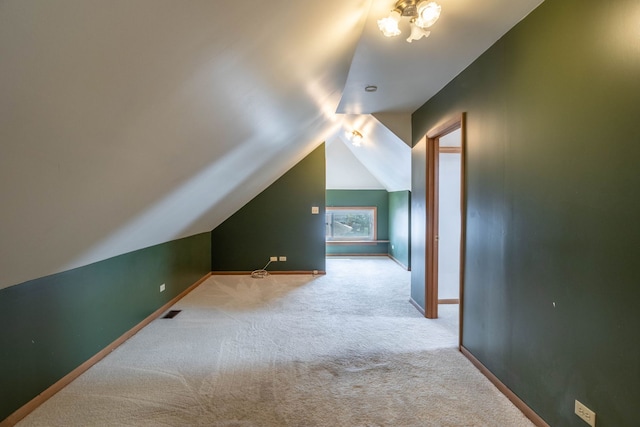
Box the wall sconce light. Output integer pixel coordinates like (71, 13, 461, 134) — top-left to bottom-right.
(346, 130, 364, 147)
(378, 0, 442, 43)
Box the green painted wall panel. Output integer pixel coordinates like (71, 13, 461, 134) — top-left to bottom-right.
(412, 1, 640, 425)
(326, 190, 389, 256)
(325, 242, 389, 256)
(389, 191, 411, 269)
(0, 232, 211, 421)
(211, 145, 326, 272)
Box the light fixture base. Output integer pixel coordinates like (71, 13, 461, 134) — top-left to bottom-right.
(380, 0, 441, 42)
(394, 0, 418, 17)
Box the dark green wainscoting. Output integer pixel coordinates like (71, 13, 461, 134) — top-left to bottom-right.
(411, 0, 640, 425)
(0, 232, 211, 421)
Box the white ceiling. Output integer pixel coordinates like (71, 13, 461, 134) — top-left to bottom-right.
(0, 0, 543, 288)
(330, 0, 543, 192)
(338, 0, 544, 114)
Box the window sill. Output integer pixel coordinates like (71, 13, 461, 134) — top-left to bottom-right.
(326, 240, 390, 245)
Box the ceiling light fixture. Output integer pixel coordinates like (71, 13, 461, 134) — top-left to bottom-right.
(378, 0, 441, 43)
(347, 130, 364, 147)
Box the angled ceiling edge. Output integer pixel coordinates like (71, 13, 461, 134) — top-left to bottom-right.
(372, 112, 412, 147)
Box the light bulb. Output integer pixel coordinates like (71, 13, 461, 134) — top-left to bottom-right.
(415, 1, 441, 29)
(377, 10, 401, 37)
(348, 130, 363, 146)
(406, 21, 431, 43)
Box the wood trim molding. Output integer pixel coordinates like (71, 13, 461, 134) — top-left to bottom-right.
(326, 206, 378, 241)
(460, 346, 550, 427)
(458, 112, 467, 349)
(438, 146, 462, 154)
(425, 132, 438, 319)
(438, 298, 460, 304)
(212, 271, 326, 275)
(326, 253, 388, 258)
(424, 112, 466, 329)
(326, 206, 378, 210)
(427, 114, 464, 139)
(1, 273, 212, 427)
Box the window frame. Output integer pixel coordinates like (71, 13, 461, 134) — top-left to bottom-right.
(325, 206, 377, 242)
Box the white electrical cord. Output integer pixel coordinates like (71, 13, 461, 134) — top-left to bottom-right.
(251, 259, 272, 279)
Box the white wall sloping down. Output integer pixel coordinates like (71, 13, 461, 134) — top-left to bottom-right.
(0, 0, 369, 289)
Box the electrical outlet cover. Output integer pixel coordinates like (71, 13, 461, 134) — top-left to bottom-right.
(575, 400, 596, 427)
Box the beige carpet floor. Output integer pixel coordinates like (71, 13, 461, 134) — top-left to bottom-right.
(19, 257, 534, 426)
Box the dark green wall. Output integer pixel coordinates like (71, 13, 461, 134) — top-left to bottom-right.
(211, 145, 326, 272)
(326, 190, 389, 256)
(412, 0, 640, 426)
(389, 191, 411, 269)
(0, 232, 211, 421)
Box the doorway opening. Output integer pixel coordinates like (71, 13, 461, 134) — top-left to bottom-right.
(437, 130, 462, 305)
(425, 114, 466, 345)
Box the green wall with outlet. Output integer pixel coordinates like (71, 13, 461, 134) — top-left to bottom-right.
(0, 232, 211, 421)
(411, 0, 640, 425)
(211, 144, 326, 273)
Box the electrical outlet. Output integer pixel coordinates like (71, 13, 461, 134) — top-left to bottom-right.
(160, 283, 165, 292)
(270, 256, 278, 262)
(575, 400, 596, 427)
(311, 206, 319, 214)
(279, 256, 287, 262)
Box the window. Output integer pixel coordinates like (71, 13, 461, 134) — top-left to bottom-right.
(326, 207, 377, 241)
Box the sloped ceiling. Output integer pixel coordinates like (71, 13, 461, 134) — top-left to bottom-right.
(0, 0, 543, 289)
(326, 138, 385, 190)
(329, 0, 543, 193)
(326, 114, 412, 192)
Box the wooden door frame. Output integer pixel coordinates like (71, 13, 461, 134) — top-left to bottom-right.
(425, 113, 466, 347)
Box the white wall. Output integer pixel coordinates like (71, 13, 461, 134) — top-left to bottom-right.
(325, 139, 385, 189)
(437, 131, 461, 300)
(0, 0, 366, 289)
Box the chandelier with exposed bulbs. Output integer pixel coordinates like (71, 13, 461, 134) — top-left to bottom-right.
(378, 0, 442, 43)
